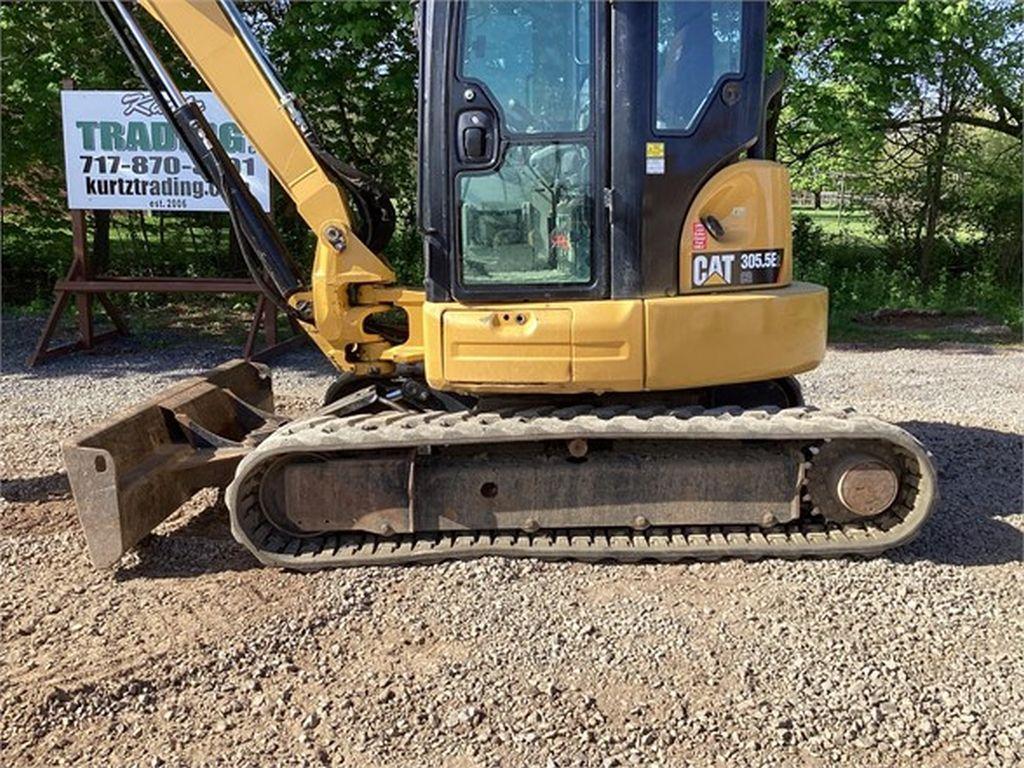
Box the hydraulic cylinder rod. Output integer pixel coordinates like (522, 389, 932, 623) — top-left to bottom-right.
(95, 0, 307, 316)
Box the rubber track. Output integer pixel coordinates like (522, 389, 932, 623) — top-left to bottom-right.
(225, 405, 938, 569)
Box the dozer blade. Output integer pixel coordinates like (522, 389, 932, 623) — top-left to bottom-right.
(62, 360, 280, 568)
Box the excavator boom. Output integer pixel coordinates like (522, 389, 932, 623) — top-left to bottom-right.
(105, 0, 421, 373)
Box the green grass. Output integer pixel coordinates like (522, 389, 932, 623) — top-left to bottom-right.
(794, 206, 876, 242)
(827, 322, 1018, 346)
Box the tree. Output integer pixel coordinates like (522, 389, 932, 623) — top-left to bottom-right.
(244, 2, 420, 278)
(768, 1, 1022, 162)
(3, 0, 1019, 306)
(768, 0, 1023, 285)
(2, 2, 131, 218)
(256, 3, 418, 212)
(1, 1, 422, 296)
(1, 2, 209, 216)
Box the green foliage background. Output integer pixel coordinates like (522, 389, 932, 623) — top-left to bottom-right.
(2, 0, 1021, 333)
(768, 0, 1022, 331)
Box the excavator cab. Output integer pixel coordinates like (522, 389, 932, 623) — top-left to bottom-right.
(411, 0, 823, 396)
(62, 0, 935, 570)
(421, 0, 766, 303)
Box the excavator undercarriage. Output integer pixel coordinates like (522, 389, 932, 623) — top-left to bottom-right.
(64, 362, 936, 569)
(232, 403, 935, 569)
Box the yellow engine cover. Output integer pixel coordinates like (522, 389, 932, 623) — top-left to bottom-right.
(427, 301, 645, 392)
(423, 283, 827, 394)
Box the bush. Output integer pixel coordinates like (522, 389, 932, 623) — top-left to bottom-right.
(795, 241, 1021, 334)
(1, 211, 426, 311)
(792, 212, 830, 260)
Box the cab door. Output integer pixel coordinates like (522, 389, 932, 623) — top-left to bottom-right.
(446, 0, 609, 303)
(610, 1, 767, 297)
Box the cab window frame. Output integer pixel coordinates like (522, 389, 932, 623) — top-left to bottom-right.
(449, 0, 608, 302)
(651, 0, 748, 137)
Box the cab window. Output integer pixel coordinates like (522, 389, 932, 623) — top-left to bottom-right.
(459, 144, 592, 285)
(655, 1, 743, 132)
(462, 0, 591, 134)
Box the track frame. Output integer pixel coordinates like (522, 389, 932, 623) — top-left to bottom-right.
(227, 404, 938, 569)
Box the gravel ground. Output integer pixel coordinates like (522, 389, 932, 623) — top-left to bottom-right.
(1, 315, 1021, 768)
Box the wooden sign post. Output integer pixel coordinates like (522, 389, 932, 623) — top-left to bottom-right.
(29, 80, 301, 366)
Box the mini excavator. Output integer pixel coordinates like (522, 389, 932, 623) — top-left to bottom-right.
(64, 0, 936, 569)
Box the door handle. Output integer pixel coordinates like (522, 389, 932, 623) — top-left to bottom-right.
(457, 109, 495, 164)
(463, 126, 486, 161)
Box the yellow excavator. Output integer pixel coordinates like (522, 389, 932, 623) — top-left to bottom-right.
(64, 0, 936, 569)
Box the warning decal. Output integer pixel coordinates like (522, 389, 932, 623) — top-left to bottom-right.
(645, 142, 665, 175)
(692, 221, 708, 251)
(692, 249, 784, 288)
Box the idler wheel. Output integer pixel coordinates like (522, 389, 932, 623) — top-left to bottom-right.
(837, 459, 899, 517)
(807, 441, 902, 523)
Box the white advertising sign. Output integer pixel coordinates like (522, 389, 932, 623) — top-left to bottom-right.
(61, 90, 270, 212)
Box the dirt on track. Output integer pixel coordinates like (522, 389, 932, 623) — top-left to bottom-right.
(1, 317, 1022, 768)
